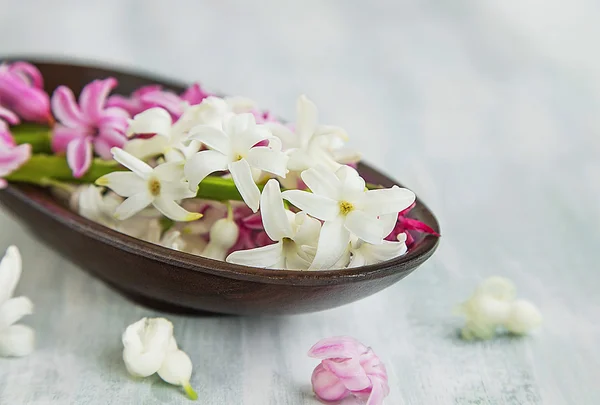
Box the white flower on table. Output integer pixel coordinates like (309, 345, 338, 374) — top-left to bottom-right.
(0, 246, 34, 357)
(348, 233, 408, 268)
(267, 95, 360, 182)
(282, 165, 415, 270)
(184, 112, 288, 212)
(96, 148, 202, 222)
(123, 317, 197, 400)
(227, 179, 321, 270)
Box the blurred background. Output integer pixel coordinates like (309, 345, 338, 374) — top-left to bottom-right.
(1, 1, 599, 404)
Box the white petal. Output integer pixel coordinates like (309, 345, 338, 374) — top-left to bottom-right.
(331, 147, 361, 164)
(225, 96, 257, 113)
(363, 185, 416, 215)
(111, 148, 153, 178)
(292, 212, 322, 247)
(266, 123, 298, 149)
(281, 190, 339, 221)
(348, 251, 367, 268)
(0, 246, 21, 304)
(296, 95, 318, 146)
(310, 217, 350, 270)
(0, 296, 33, 329)
(115, 192, 154, 220)
(284, 249, 312, 270)
(336, 165, 366, 202)
(127, 107, 173, 138)
(184, 150, 229, 191)
(95, 172, 147, 197)
(124, 136, 169, 160)
(379, 212, 398, 239)
(245, 147, 289, 177)
(0, 324, 34, 357)
(188, 125, 230, 154)
(229, 159, 261, 212)
(158, 349, 193, 386)
(353, 240, 407, 267)
(153, 197, 202, 222)
(122, 317, 173, 377)
(300, 166, 341, 200)
(226, 242, 284, 268)
(345, 210, 384, 244)
(161, 181, 197, 201)
(260, 179, 293, 241)
(153, 161, 185, 182)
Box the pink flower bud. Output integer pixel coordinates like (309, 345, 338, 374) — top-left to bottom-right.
(0, 62, 51, 124)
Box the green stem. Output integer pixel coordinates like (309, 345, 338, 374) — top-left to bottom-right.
(11, 123, 53, 153)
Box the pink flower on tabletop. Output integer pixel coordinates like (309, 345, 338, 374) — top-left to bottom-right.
(180, 83, 212, 106)
(385, 202, 440, 246)
(50, 78, 130, 178)
(0, 61, 51, 123)
(0, 109, 31, 189)
(106, 85, 185, 119)
(309, 336, 389, 405)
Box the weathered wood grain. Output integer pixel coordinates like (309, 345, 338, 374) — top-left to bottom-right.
(1, 1, 600, 404)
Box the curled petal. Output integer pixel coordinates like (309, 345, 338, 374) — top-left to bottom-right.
(111, 147, 153, 178)
(126, 107, 172, 138)
(79, 78, 117, 121)
(363, 185, 416, 216)
(308, 336, 368, 359)
(345, 211, 385, 245)
(51, 86, 85, 127)
(51, 125, 83, 153)
(229, 159, 261, 213)
(311, 363, 351, 402)
(8, 62, 44, 88)
(0, 246, 22, 305)
(184, 150, 229, 191)
(310, 217, 350, 270)
(226, 241, 284, 268)
(322, 358, 371, 391)
(153, 197, 202, 222)
(281, 190, 339, 222)
(0, 106, 19, 125)
(0, 324, 35, 357)
(181, 83, 211, 105)
(260, 179, 293, 241)
(122, 317, 173, 377)
(0, 143, 31, 180)
(95, 172, 147, 197)
(245, 147, 289, 177)
(115, 192, 154, 220)
(66, 137, 93, 178)
(188, 125, 229, 154)
(296, 94, 318, 146)
(0, 296, 33, 329)
(300, 166, 341, 200)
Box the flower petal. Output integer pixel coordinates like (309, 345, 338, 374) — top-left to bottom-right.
(126, 107, 172, 138)
(229, 159, 261, 213)
(114, 192, 154, 220)
(50, 125, 83, 153)
(281, 190, 339, 221)
(363, 185, 416, 216)
(184, 150, 229, 191)
(308, 336, 368, 359)
(292, 212, 322, 247)
(0, 246, 22, 304)
(93, 129, 127, 160)
(66, 137, 93, 178)
(0, 296, 33, 329)
(336, 165, 366, 202)
(296, 95, 318, 146)
(0, 106, 19, 125)
(153, 197, 202, 222)
(123, 136, 169, 160)
(161, 181, 197, 201)
(122, 317, 173, 377)
(260, 179, 293, 241)
(158, 349, 193, 386)
(310, 217, 350, 270)
(0, 143, 31, 179)
(9, 62, 44, 88)
(266, 122, 297, 149)
(311, 363, 351, 402)
(79, 78, 117, 121)
(187, 125, 230, 154)
(111, 147, 153, 178)
(95, 172, 147, 197)
(226, 241, 284, 268)
(0, 324, 34, 357)
(51, 86, 85, 127)
(345, 210, 384, 244)
(300, 166, 341, 200)
(245, 147, 289, 177)
(379, 213, 398, 239)
(322, 358, 372, 391)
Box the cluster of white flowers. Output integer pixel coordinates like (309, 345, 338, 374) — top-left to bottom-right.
(86, 94, 416, 270)
(458, 277, 542, 340)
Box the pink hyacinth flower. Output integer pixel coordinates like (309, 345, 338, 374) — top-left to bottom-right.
(385, 202, 440, 246)
(0, 61, 51, 123)
(0, 109, 31, 189)
(309, 336, 389, 405)
(180, 83, 212, 105)
(106, 85, 185, 119)
(50, 78, 130, 178)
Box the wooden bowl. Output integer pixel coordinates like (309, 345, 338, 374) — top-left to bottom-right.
(0, 59, 440, 315)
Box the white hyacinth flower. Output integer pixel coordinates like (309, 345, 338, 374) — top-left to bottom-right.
(282, 165, 415, 270)
(348, 233, 408, 268)
(96, 148, 202, 222)
(122, 317, 198, 399)
(184, 113, 289, 212)
(201, 206, 239, 261)
(0, 246, 34, 357)
(267, 95, 360, 177)
(227, 179, 321, 270)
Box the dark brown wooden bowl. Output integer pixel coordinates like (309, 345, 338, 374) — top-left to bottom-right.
(0, 59, 440, 315)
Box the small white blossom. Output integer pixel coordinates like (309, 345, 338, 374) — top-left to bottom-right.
(184, 113, 289, 212)
(96, 148, 202, 222)
(158, 349, 198, 400)
(0, 246, 34, 357)
(227, 179, 321, 270)
(282, 165, 415, 270)
(348, 233, 408, 268)
(201, 209, 239, 261)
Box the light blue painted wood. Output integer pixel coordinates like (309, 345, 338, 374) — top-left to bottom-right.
(1, 1, 599, 403)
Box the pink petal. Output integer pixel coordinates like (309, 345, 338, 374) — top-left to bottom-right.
(364, 378, 389, 405)
(180, 83, 211, 105)
(105, 94, 141, 115)
(0, 74, 51, 124)
(133, 84, 163, 97)
(140, 90, 184, 117)
(241, 212, 264, 230)
(0, 143, 31, 179)
(94, 129, 126, 159)
(51, 125, 84, 154)
(0, 106, 20, 125)
(51, 86, 86, 127)
(79, 78, 118, 121)
(311, 363, 351, 402)
(399, 202, 416, 216)
(98, 113, 129, 133)
(322, 358, 372, 392)
(66, 137, 93, 178)
(400, 217, 440, 236)
(8, 62, 44, 88)
(308, 336, 368, 360)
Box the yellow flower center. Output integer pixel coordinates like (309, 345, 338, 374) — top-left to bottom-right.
(338, 201, 354, 216)
(148, 178, 161, 196)
(234, 153, 244, 161)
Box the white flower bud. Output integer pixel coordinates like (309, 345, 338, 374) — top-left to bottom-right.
(122, 318, 173, 378)
(158, 350, 198, 400)
(505, 300, 542, 335)
(201, 217, 239, 261)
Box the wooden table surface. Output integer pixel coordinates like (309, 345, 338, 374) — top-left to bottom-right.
(1, 1, 599, 404)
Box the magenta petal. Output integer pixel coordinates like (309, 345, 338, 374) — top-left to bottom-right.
(8, 62, 44, 88)
(51, 86, 85, 127)
(0, 106, 20, 125)
(79, 78, 118, 121)
(180, 83, 211, 105)
(66, 137, 93, 178)
(51, 125, 83, 153)
(241, 212, 264, 230)
(140, 91, 184, 116)
(401, 217, 440, 236)
(308, 336, 368, 359)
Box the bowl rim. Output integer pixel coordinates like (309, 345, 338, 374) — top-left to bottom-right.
(1, 56, 441, 286)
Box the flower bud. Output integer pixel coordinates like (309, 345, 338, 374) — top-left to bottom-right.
(202, 217, 239, 260)
(505, 300, 542, 335)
